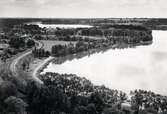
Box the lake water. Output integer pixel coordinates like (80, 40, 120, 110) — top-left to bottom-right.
(26, 22, 93, 29)
(38, 24, 93, 29)
(42, 30, 167, 95)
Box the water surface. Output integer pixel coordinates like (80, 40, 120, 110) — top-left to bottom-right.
(43, 31, 167, 95)
(27, 22, 93, 29)
(37, 24, 93, 29)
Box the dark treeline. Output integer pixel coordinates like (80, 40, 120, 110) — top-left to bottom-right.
(100, 25, 149, 31)
(81, 28, 103, 36)
(33, 32, 152, 58)
(57, 36, 98, 42)
(32, 47, 50, 58)
(145, 19, 167, 26)
(130, 90, 167, 113)
(1, 37, 35, 61)
(0, 18, 40, 32)
(51, 41, 94, 57)
(8, 35, 35, 49)
(60, 29, 152, 44)
(41, 26, 152, 39)
(33, 72, 127, 114)
(22, 24, 42, 35)
(50, 40, 115, 57)
(0, 24, 39, 61)
(1, 72, 167, 114)
(31, 25, 153, 58)
(50, 35, 152, 58)
(144, 19, 167, 30)
(80, 27, 152, 40)
(9, 37, 25, 49)
(6, 24, 153, 48)
(53, 28, 77, 36)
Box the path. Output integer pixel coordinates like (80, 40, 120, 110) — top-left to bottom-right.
(9, 40, 44, 83)
(32, 56, 54, 84)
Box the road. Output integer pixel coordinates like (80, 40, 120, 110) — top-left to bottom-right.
(9, 40, 44, 83)
(10, 50, 32, 76)
(32, 56, 54, 84)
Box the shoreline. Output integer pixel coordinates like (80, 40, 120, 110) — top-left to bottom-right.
(32, 56, 54, 84)
(36, 41, 152, 79)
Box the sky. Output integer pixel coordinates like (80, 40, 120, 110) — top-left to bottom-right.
(0, 0, 167, 18)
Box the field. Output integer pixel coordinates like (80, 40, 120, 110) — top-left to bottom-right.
(40, 40, 76, 51)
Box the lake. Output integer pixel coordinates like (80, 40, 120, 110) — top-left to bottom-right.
(27, 22, 93, 29)
(42, 30, 167, 95)
(38, 24, 93, 29)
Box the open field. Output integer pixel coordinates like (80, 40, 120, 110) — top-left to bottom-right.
(40, 40, 76, 51)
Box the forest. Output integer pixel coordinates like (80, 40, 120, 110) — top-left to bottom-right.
(0, 72, 167, 114)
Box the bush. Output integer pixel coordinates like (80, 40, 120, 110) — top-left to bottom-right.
(26, 39, 35, 48)
(0, 81, 18, 100)
(103, 108, 125, 114)
(4, 96, 28, 113)
(9, 37, 25, 49)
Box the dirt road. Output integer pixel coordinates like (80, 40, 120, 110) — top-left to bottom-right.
(10, 50, 32, 76)
(9, 40, 44, 83)
(32, 56, 54, 84)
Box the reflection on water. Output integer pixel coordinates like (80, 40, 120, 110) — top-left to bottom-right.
(43, 31, 167, 95)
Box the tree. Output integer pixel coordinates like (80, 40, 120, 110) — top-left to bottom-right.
(138, 108, 158, 114)
(89, 92, 105, 113)
(86, 103, 97, 114)
(0, 81, 18, 100)
(32, 48, 50, 58)
(4, 96, 28, 113)
(9, 37, 25, 49)
(73, 106, 87, 114)
(102, 108, 125, 114)
(26, 81, 69, 114)
(26, 39, 35, 48)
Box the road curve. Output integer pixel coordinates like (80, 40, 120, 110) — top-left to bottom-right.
(32, 56, 54, 84)
(9, 40, 44, 83)
(10, 50, 32, 76)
